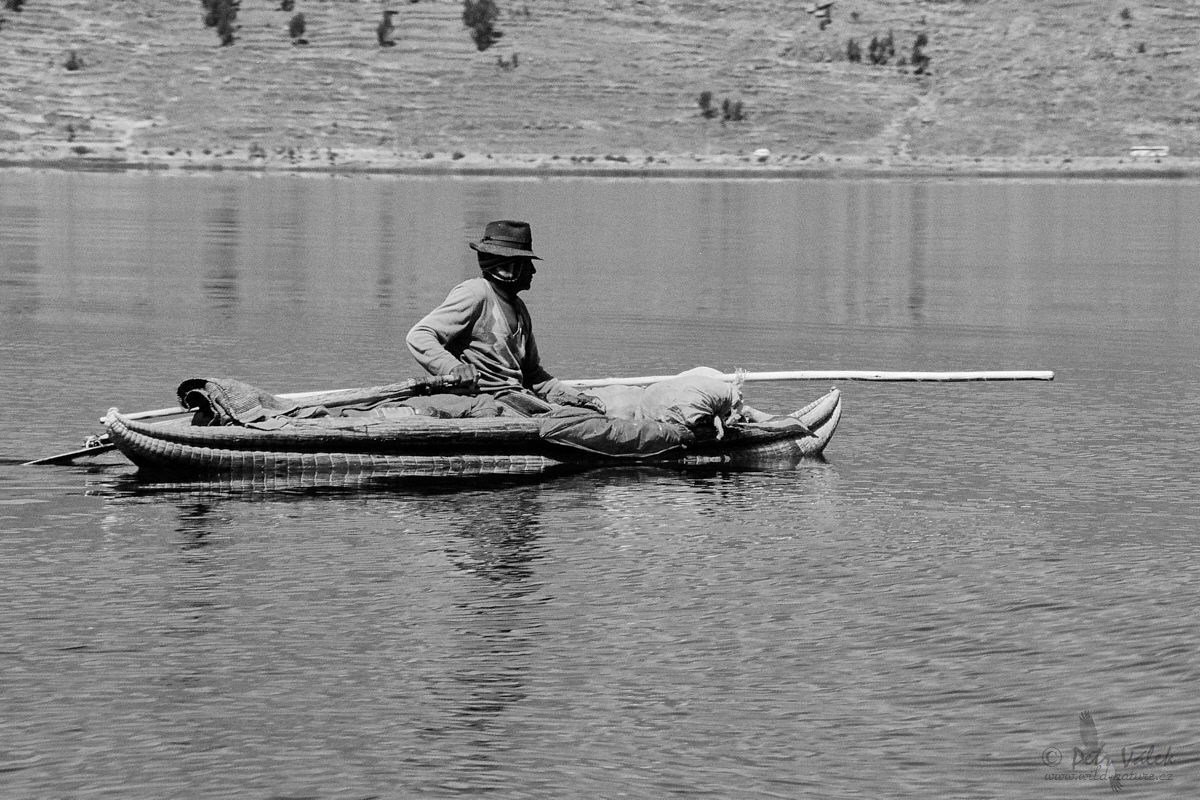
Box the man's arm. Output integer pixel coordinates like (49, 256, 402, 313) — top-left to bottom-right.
(406, 282, 484, 376)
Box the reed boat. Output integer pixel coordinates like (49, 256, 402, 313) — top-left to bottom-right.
(101, 388, 841, 478)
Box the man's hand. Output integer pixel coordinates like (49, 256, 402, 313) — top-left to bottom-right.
(561, 392, 606, 415)
(442, 363, 479, 389)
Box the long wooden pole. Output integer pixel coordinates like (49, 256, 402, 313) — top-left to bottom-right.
(119, 369, 1053, 419)
(563, 369, 1055, 388)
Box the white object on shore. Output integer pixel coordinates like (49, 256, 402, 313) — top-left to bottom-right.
(1130, 146, 1169, 158)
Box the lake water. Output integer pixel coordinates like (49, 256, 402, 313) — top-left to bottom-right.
(2, 170, 1198, 798)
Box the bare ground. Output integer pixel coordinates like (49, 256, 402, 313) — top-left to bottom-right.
(2, 0, 1199, 176)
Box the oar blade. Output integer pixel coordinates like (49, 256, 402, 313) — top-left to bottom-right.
(22, 440, 117, 466)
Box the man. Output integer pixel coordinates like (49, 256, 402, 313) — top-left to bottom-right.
(406, 220, 604, 414)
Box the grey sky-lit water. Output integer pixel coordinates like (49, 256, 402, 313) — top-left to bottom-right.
(2, 171, 1199, 798)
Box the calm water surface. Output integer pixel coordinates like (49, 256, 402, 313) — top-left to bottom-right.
(2, 171, 1199, 798)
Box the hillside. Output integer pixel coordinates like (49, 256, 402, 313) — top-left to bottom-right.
(2, 0, 1199, 174)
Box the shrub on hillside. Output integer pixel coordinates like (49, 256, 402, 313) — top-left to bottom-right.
(378, 10, 398, 47)
(289, 12, 308, 45)
(217, 14, 237, 46)
(697, 92, 746, 123)
(911, 32, 930, 74)
(868, 30, 895, 65)
(201, 0, 239, 45)
(722, 98, 746, 122)
(463, 0, 503, 51)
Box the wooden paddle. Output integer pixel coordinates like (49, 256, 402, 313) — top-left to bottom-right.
(22, 369, 1053, 466)
(21, 437, 124, 466)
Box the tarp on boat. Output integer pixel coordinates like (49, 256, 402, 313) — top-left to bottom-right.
(176, 376, 496, 429)
(177, 378, 327, 429)
(537, 408, 693, 458)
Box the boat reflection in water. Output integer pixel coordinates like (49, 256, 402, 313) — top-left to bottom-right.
(83, 463, 848, 794)
(426, 494, 547, 789)
(85, 447, 830, 497)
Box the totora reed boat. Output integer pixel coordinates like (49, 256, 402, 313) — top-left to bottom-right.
(101, 387, 842, 479)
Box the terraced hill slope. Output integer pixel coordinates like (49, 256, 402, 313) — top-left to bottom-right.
(1, 0, 1198, 171)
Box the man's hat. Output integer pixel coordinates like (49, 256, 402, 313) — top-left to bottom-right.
(469, 220, 541, 260)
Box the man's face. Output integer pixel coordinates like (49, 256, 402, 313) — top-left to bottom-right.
(487, 257, 536, 293)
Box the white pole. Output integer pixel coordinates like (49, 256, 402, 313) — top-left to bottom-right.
(112, 370, 1054, 422)
(563, 369, 1055, 388)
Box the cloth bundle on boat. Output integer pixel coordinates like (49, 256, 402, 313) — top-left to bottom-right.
(178, 378, 325, 429)
(587, 367, 743, 430)
(534, 367, 743, 457)
(176, 376, 496, 430)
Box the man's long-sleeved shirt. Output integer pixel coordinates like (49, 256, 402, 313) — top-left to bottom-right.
(406, 277, 565, 397)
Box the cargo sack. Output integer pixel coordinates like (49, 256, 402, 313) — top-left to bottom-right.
(538, 407, 694, 458)
(587, 384, 647, 420)
(635, 367, 743, 435)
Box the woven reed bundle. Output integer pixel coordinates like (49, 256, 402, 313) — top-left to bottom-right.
(110, 410, 544, 454)
(113, 467, 569, 495)
(682, 425, 834, 465)
(105, 412, 562, 476)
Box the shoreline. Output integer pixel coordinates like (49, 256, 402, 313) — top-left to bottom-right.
(2, 145, 1196, 181)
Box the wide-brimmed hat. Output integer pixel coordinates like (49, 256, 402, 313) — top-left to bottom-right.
(469, 220, 541, 260)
